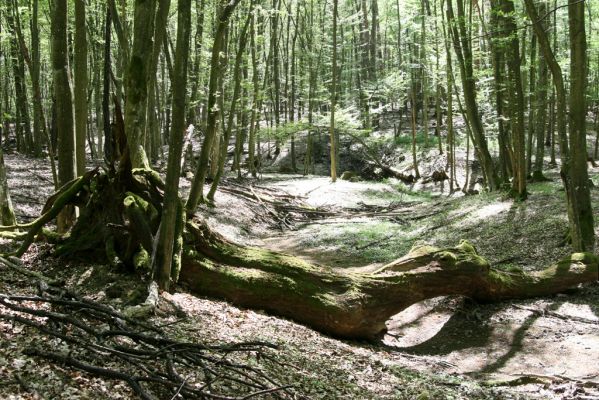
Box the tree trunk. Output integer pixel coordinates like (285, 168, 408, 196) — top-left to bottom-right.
(208, 9, 253, 201)
(330, 0, 338, 182)
(186, 0, 241, 211)
(30, 0, 44, 157)
(51, 0, 76, 232)
(74, 0, 88, 176)
(447, 0, 499, 190)
(499, 0, 526, 199)
(15, 168, 599, 341)
(123, 0, 158, 169)
(567, 0, 594, 252)
(524, 0, 594, 252)
(103, 5, 113, 162)
(153, 0, 192, 291)
(0, 148, 16, 226)
(532, 1, 548, 181)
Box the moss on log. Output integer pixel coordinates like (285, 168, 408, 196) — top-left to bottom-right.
(180, 219, 598, 339)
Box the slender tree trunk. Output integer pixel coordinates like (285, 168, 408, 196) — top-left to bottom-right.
(447, 0, 499, 190)
(6, 8, 32, 154)
(442, 2, 455, 191)
(248, 17, 260, 178)
(526, 30, 537, 175)
(145, 0, 172, 163)
(498, 0, 526, 199)
(532, 1, 548, 181)
(186, 1, 242, 212)
(30, 0, 43, 156)
(154, 0, 193, 291)
(103, 5, 113, 162)
(187, 0, 206, 126)
(0, 148, 16, 226)
(329, 0, 338, 182)
(51, 0, 76, 232)
(524, 0, 594, 252)
(74, 0, 88, 176)
(567, 0, 594, 251)
(208, 9, 253, 201)
(420, 0, 429, 147)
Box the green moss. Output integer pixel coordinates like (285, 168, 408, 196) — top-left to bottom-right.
(457, 240, 478, 255)
(570, 252, 598, 265)
(408, 244, 439, 258)
(505, 264, 524, 274)
(134, 247, 150, 272)
(124, 191, 158, 221)
(489, 269, 515, 287)
(435, 251, 457, 265)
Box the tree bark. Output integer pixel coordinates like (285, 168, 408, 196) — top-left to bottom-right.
(51, 0, 76, 232)
(208, 9, 253, 201)
(123, 0, 158, 169)
(0, 148, 16, 226)
(186, 0, 241, 212)
(74, 0, 88, 176)
(330, 0, 338, 182)
(567, 0, 594, 252)
(499, 0, 526, 199)
(524, 0, 595, 252)
(532, 1, 548, 181)
(447, 0, 499, 190)
(153, 0, 193, 291)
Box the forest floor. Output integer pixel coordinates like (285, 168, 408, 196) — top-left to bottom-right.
(0, 151, 598, 399)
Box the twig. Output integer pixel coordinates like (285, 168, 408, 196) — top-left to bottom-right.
(170, 377, 188, 400)
(513, 305, 599, 325)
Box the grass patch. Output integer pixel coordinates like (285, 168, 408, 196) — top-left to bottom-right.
(299, 220, 417, 265)
(394, 132, 432, 148)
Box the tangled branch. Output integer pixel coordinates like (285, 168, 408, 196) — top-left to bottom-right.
(0, 285, 297, 399)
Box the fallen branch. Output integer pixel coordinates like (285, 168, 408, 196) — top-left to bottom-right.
(513, 304, 599, 325)
(0, 285, 295, 399)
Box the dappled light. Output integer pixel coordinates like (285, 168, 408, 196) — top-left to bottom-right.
(0, 0, 598, 398)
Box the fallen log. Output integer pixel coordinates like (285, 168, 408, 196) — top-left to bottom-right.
(180, 219, 598, 339)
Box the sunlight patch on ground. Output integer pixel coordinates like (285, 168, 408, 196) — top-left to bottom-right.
(384, 298, 455, 348)
(555, 303, 599, 321)
(470, 202, 512, 222)
(267, 175, 416, 208)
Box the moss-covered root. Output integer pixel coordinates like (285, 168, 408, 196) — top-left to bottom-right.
(14, 169, 99, 257)
(180, 222, 598, 339)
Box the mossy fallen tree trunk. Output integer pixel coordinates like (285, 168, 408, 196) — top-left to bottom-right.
(5, 168, 597, 340)
(180, 219, 598, 339)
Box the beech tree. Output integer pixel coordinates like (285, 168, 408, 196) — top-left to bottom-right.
(51, 0, 76, 232)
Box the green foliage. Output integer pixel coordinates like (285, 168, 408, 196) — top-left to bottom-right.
(263, 122, 311, 142)
(312, 106, 369, 135)
(379, 70, 409, 105)
(394, 131, 429, 147)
